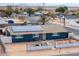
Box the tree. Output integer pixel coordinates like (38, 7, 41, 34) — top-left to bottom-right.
(19, 8, 24, 14)
(0, 9, 5, 12)
(46, 12, 52, 17)
(64, 6, 68, 11)
(51, 14, 57, 20)
(39, 15, 48, 25)
(55, 6, 68, 25)
(14, 8, 20, 14)
(5, 6, 14, 17)
(23, 8, 27, 12)
(76, 12, 79, 23)
(46, 12, 57, 21)
(36, 7, 43, 12)
(26, 8, 35, 16)
(55, 6, 68, 13)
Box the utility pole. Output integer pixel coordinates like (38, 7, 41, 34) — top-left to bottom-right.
(42, 3, 45, 10)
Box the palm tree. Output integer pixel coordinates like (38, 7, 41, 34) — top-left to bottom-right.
(26, 8, 35, 16)
(63, 11, 68, 25)
(55, 6, 68, 25)
(39, 15, 48, 25)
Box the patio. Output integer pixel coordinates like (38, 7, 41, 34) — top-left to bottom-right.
(1, 39, 79, 56)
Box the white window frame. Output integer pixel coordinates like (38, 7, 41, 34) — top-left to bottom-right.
(33, 34, 39, 38)
(15, 35, 23, 39)
(52, 33, 59, 36)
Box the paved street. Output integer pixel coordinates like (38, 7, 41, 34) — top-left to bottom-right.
(58, 53, 79, 56)
(65, 27, 79, 35)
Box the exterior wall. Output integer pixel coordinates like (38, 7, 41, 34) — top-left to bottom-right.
(46, 32, 68, 40)
(11, 32, 68, 43)
(12, 34, 42, 43)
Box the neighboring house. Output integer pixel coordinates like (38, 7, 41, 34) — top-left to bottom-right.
(28, 16, 41, 24)
(65, 15, 77, 23)
(57, 13, 76, 19)
(67, 10, 77, 15)
(6, 24, 68, 43)
(23, 12, 27, 15)
(0, 12, 8, 17)
(65, 15, 76, 19)
(34, 12, 43, 16)
(57, 13, 77, 23)
(0, 18, 26, 26)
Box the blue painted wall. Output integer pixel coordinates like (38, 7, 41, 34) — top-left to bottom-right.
(12, 34, 42, 43)
(10, 32, 68, 43)
(46, 32, 68, 40)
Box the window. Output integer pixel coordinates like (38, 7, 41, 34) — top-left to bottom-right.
(52, 33, 59, 36)
(15, 35, 23, 39)
(33, 34, 39, 38)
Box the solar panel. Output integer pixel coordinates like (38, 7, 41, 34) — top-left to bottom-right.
(11, 25, 43, 32)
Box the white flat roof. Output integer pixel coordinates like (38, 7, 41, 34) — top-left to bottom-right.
(12, 25, 43, 32)
(8, 24, 68, 35)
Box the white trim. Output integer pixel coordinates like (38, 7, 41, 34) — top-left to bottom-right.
(33, 34, 39, 38)
(15, 35, 23, 39)
(52, 33, 59, 36)
(42, 33, 46, 40)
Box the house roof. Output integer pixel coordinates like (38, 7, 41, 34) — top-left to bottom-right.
(28, 16, 41, 23)
(8, 24, 68, 35)
(0, 18, 25, 25)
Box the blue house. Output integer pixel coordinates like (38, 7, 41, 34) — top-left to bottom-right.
(6, 24, 68, 43)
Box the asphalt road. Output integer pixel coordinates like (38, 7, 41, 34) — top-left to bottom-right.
(57, 53, 79, 56)
(57, 27, 79, 56)
(64, 27, 79, 35)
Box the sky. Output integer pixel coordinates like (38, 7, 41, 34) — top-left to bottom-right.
(0, 3, 79, 7)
